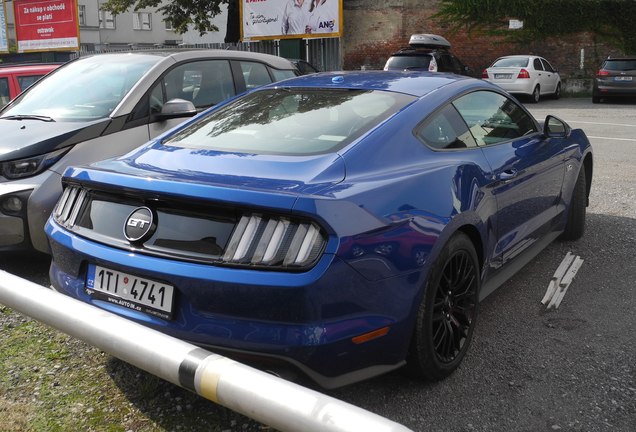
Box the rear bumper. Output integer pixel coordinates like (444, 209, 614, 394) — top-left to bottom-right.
(485, 79, 534, 96)
(46, 220, 418, 388)
(594, 79, 636, 96)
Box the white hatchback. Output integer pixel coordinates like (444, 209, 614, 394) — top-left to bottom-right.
(482, 55, 561, 103)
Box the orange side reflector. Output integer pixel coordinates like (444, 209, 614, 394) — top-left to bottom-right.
(351, 326, 390, 345)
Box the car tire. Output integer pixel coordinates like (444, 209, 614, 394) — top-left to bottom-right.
(560, 167, 587, 241)
(553, 83, 561, 99)
(407, 232, 480, 381)
(531, 85, 540, 103)
(592, 94, 601, 104)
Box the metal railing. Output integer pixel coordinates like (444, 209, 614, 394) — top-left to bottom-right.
(0, 270, 413, 432)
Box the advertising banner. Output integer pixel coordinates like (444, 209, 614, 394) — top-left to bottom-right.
(13, 0, 80, 52)
(0, 2, 9, 53)
(241, 0, 342, 41)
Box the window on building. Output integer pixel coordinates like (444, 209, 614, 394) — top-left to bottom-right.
(164, 19, 173, 31)
(99, 11, 115, 29)
(78, 5, 86, 26)
(133, 12, 152, 30)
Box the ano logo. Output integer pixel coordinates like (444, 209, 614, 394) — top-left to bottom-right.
(318, 20, 335, 31)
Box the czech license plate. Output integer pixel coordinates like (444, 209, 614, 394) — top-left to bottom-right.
(615, 76, 633, 81)
(86, 264, 175, 320)
(494, 73, 512, 79)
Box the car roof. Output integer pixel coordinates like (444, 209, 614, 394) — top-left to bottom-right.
(76, 49, 297, 70)
(390, 48, 437, 57)
(266, 70, 475, 98)
(0, 63, 62, 74)
(496, 55, 545, 60)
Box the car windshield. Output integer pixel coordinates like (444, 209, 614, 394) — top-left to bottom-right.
(1, 54, 162, 121)
(492, 57, 529, 68)
(385, 55, 432, 70)
(604, 60, 636, 71)
(162, 88, 416, 155)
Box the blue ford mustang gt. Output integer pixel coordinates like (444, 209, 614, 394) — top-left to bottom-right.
(46, 71, 593, 388)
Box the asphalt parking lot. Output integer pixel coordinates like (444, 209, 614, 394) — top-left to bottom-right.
(1, 97, 635, 431)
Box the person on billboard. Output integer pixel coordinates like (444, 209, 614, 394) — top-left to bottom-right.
(305, 0, 336, 34)
(281, 0, 309, 35)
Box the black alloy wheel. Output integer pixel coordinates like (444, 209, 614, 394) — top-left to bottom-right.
(560, 167, 587, 241)
(407, 232, 480, 381)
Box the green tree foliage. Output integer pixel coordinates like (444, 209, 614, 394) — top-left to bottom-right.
(100, 0, 237, 38)
(435, 0, 636, 54)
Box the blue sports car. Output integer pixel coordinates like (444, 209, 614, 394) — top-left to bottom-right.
(46, 71, 593, 388)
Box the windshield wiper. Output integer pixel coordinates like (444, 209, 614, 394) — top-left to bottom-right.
(1, 114, 56, 122)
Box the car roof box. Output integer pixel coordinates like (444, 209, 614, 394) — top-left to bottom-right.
(408, 34, 451, 49)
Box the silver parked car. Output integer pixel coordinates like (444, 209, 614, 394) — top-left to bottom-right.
(482, 55, 561, 103)
(0, 50, 298, 253)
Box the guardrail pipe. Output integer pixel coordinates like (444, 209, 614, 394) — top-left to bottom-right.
(0, 270, 413, 432)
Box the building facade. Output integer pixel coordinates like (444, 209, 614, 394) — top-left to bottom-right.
(1, 0, 228, 61)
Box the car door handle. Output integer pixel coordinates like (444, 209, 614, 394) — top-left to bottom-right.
(498, 169, 518, 181)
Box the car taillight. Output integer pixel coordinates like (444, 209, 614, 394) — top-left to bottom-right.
(223, 214, 326, 269)
(597, 70, 610, 76)
(54, 185, 87, 227)
(481, 69, 489, 79)
(517, 69, 530, 79)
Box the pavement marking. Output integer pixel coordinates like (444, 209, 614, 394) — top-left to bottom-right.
(587, 136, 636, 142)
(542, 252, 584, 309)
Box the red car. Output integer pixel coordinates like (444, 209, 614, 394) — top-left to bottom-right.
(0, 63, 61, 107)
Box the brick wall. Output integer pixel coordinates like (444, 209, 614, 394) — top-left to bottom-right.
(342, 0, 621, 78)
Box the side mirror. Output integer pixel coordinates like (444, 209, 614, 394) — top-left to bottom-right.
(543, 115, 571, 138)
(157, 98, 197, 120)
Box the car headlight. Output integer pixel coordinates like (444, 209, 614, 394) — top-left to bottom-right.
(0, 147, 69, 180)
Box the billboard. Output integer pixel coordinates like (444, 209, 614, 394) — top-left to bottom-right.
(13, 0, 80, 52)
(0, 2, 8, 53)
(241, 0, 342, 41)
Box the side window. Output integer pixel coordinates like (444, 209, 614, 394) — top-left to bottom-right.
(541, 59, 555, 73)
(271, 69, 297, 81)
(0, 77, 10, 106)
(533, 58, 544, 71)
(436, 54, 452, 71)
(416, 104, 477, 150)
(149, 84, 164, 115)
(450, 56, 464, 74)
(17, 75, 44, 92)
(452, 91, 538, 146)
(239, 61, 273, 90)
(151, 60, 235, 110)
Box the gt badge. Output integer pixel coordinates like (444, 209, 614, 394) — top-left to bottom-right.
(124, 207, 156, 243)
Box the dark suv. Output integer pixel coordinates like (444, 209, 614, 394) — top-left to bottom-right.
(593, 56, 636, 103)
(384, 34, 472, 76)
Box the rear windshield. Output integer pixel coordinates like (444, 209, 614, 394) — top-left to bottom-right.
(385, 55, 432, 70)
(492, 57, 529, 68)
(603, 59, 636, 71)
(163, 88, 415, 155)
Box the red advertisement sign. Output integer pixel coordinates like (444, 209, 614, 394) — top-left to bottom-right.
(14, 0, 79, 52)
